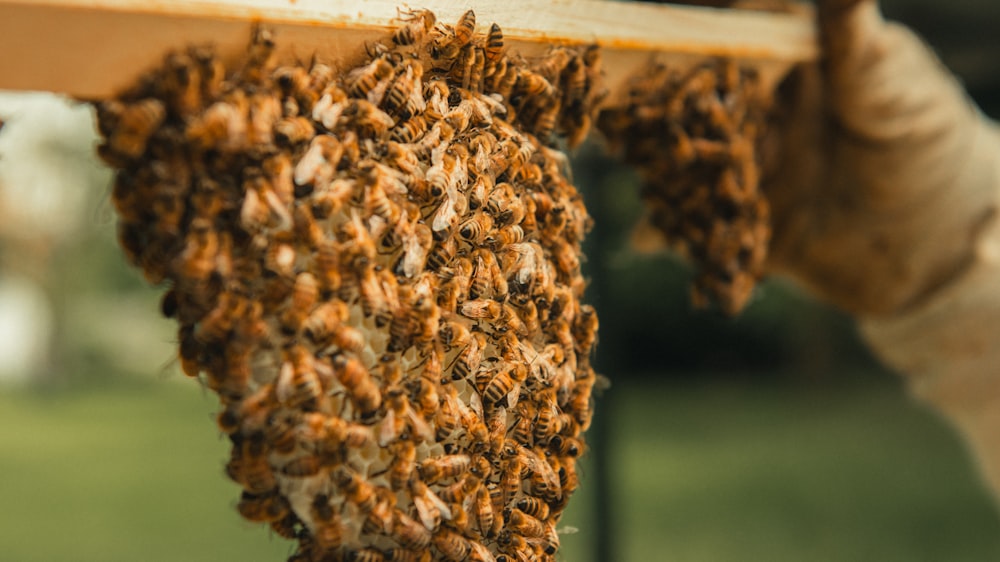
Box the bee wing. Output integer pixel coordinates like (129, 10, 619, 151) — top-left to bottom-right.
(412, 493, 442, 531)
(505, 382, 521, 409)
(377, 408, 400, 447)
(406, 407, 436, 443)
(469, 541, 497, 562)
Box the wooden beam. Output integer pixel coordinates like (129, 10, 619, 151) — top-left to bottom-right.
(0, 0, 817, 100)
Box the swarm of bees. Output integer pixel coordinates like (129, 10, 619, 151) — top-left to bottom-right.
(597, 60, 772, 314)
(95, 9, 602, 562)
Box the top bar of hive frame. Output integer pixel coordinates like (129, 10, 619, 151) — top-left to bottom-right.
(0, 0, 817, 100)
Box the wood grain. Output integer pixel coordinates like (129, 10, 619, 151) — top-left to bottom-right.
(0, 0, 817, 100)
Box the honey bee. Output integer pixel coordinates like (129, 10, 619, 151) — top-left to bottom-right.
(486, 224, 524, 250)
(186, 93, 249, 151)
(433, 529, 471, 562)
(383, 440, 416, 489)
(391, 114, 428, 144)
(394, 222, 433, 279)
(350, 549, 387, 562)
(411, 479, 452, 531)
(454, 10, 476, 47)
(310, 493, 345, 551)
(276, 345, 323, 410)
(313, 84, 348, 129)
(419, 454, 471, 484)
(516, 496, 550, 521)
(451, 330, 485, 381)
(548, 434, 583, 458)
(383, 63, 426, 118)
(347, 57, 395, 100)
(279, 272, 319, 335)
(103, 98, 166, 160)
(453, 44, 486, 92)
(379, 385, 434, 445)
(335, 466, 379, 513)
(506, 507, 546, 538)
(469, 249, 507, 300)
(390, 510, 432, 551)
(280, 453, 322, 477)
(230, 443, 277, 494)
(294, 135, 342, 188)
(484, 23, 504, 65)
(247, 92, 281, 147)
(343, 98, 396, 137)
(515, 69, 554, 100)
(360, 487, 397, 536)
(237, 490, 290, 523)
(573, 304, 599, 354)
(425, 236, 457, 272)
(332, 352, 382, 419)
(385, 547, 431, 562)
(483, 364, 526, 407)
(393, 8, 436, 46)
(274, 116, 315, 146)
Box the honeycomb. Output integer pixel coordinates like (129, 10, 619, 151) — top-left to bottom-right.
(95, 10, 601, 562)
(598, 59, 772, 314)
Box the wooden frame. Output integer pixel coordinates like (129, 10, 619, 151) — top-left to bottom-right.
(0, 0, 816, 101)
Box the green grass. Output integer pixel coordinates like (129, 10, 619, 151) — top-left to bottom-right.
(0, 375, 998, 561)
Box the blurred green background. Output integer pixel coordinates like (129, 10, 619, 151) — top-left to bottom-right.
(1, 1, 999, 561)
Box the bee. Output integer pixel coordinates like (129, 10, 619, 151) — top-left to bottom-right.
(390, 510, 432, 551)
(506, 507, 546, 538)
(485, 182, 524, 225)
(515, 69, 554, 99)
(186, 93, 250, 151)
(453, 10, 476, 47)
(438, 317, 471, 352)
(247, 92, 281, 147)
(419, 454, 471, 484)
(425, 236, 457, 272)
(303, 301, 350, 347)
(393, 8, 436, 46)
(533, 97, 560, 142)
(347, 57, 395, 100)
(313, 177, 356, 220)
(193, 290, 240, 343)
(237, 490, 290, 523)
(383, 63, 426, 118)
(453, 212, 490, 246)
(350, 549, 387, 562)
(548, 434, 583, 458)
(516, 496, 550, 521)
(294, 135, 342, 188)
(274, 116, 315, 146)
(411, 479, 452, 531)
(335, 466, 379, 513)
(229, 442, 277, 494)
(332, 353, 381, 419)
(270, 514, 301, 540)
(280, 453, 322, 477)
(343, 98, 396, 137)
(573, 304, 599, 354)
(391, 115, 428, 144)
(279, 272, 319, 335)
(276, 345, 323, 410)
(385, 440, 416, 489)
(453, 43, 486, 92)
(483, 364, 526, 407)
(102, 98, 166, 159)
(361, 487, 398, 536)
(313, 84, 348, 129)
(310, 493, 345, 551)
(394, 222, 433, 279)
(379, 385, 435, 445)
(451, 330, 485, 381)
(473, 483, 496, 537)
(484, 23, 504, 65)
(433, 529, 471, 562)
(469, 249, 507, 300)
(385, 547, 431, 562)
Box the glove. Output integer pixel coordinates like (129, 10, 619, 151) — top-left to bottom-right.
(764, 0, 1000, 317)
(765, 0, 1000, 499)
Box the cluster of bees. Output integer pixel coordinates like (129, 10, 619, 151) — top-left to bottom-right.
(598, 60, 772, 314)
(95, 9, 602, 562)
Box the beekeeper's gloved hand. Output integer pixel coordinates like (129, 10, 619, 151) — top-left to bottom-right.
(766, 0, 1000, 499)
